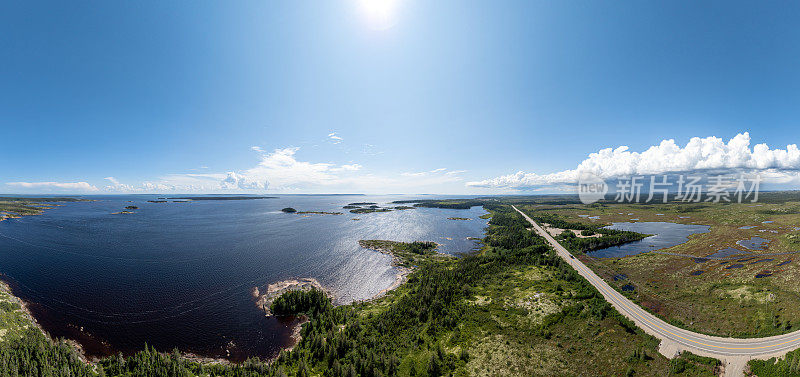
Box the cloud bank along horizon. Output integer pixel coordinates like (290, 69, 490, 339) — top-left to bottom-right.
(5, 132, 800, 194)
(469, 133, 800, 190)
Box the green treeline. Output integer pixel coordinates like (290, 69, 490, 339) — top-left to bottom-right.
(0, 328, 95, 377)
(749, 348, 800, 376)
(389, 200, 486, 209)
(271, 289, 333, 316)
(530, 212, 649, 253)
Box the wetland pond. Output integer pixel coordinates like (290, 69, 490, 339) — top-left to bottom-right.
(587, 222, 710, 258)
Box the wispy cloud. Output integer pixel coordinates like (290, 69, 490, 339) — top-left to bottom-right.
(328, 132, 343, 144)
(6, 181, 99, 192)
(468, 132, 800, 190)
(402, 168, 449, 177)
(131, 147, 466, 193)
(362, 144, 384, 156)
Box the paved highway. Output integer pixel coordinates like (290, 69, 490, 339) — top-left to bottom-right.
(512, 205, 800, 376)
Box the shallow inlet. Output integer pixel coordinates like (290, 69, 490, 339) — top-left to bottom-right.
(587, 222, 710, 258)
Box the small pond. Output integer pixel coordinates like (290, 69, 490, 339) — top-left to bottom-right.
(587, 222, 710, 258)
(737, 236, 770, 250)
(755, 271, 773, 278)
(705, 247, 749, 259)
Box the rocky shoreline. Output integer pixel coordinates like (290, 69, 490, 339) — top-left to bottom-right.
(252, 277, 329, 316)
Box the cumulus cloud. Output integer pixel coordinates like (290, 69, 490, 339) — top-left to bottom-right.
(103, 176, 135, 192)
(468, 133, 800, 190)
(6, 181, 99, 192)
(229, 147, 348, 190)
(62, 146, 466, 194)
(221, 172, 268, 190)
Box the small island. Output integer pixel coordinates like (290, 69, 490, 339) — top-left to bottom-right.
(125, 205, 138, 210)
(349, 207, 392, 214)
(281, 208, 343, 215)
(251, 278, 329, 316)
(447, 217, 470, 220)
(358, 239, 440, 268)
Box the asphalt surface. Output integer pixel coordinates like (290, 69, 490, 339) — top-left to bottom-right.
(512, 205, 800, 375)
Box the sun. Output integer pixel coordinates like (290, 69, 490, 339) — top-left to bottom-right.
(358, 0, 401, 30)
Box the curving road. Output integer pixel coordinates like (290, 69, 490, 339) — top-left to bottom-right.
(512, 205, 800, 376)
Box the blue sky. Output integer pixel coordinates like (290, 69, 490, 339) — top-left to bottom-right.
(2, 1, 800, 194)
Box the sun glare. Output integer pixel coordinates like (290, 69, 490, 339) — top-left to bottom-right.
(358, 0, 401, 30)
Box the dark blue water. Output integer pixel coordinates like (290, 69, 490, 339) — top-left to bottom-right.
(0, 195, 487, 360)
(587, 222, 710, 258)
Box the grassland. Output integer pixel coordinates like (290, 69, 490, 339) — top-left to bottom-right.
(517, 194, 800, 338)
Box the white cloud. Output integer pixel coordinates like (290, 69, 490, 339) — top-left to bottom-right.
(229, 147, 344, 190)
(402, 168, 451, 177)
(328, 132, 343, 144)
(468, 132, 800, 189)
(39, 146, 465, 194)
(6, 181, 99, 192)
(103, 176, 135, 192)
(333, 164, 362, 172)
(142, 147, 464, 193)
(221, 171, 268, 190)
